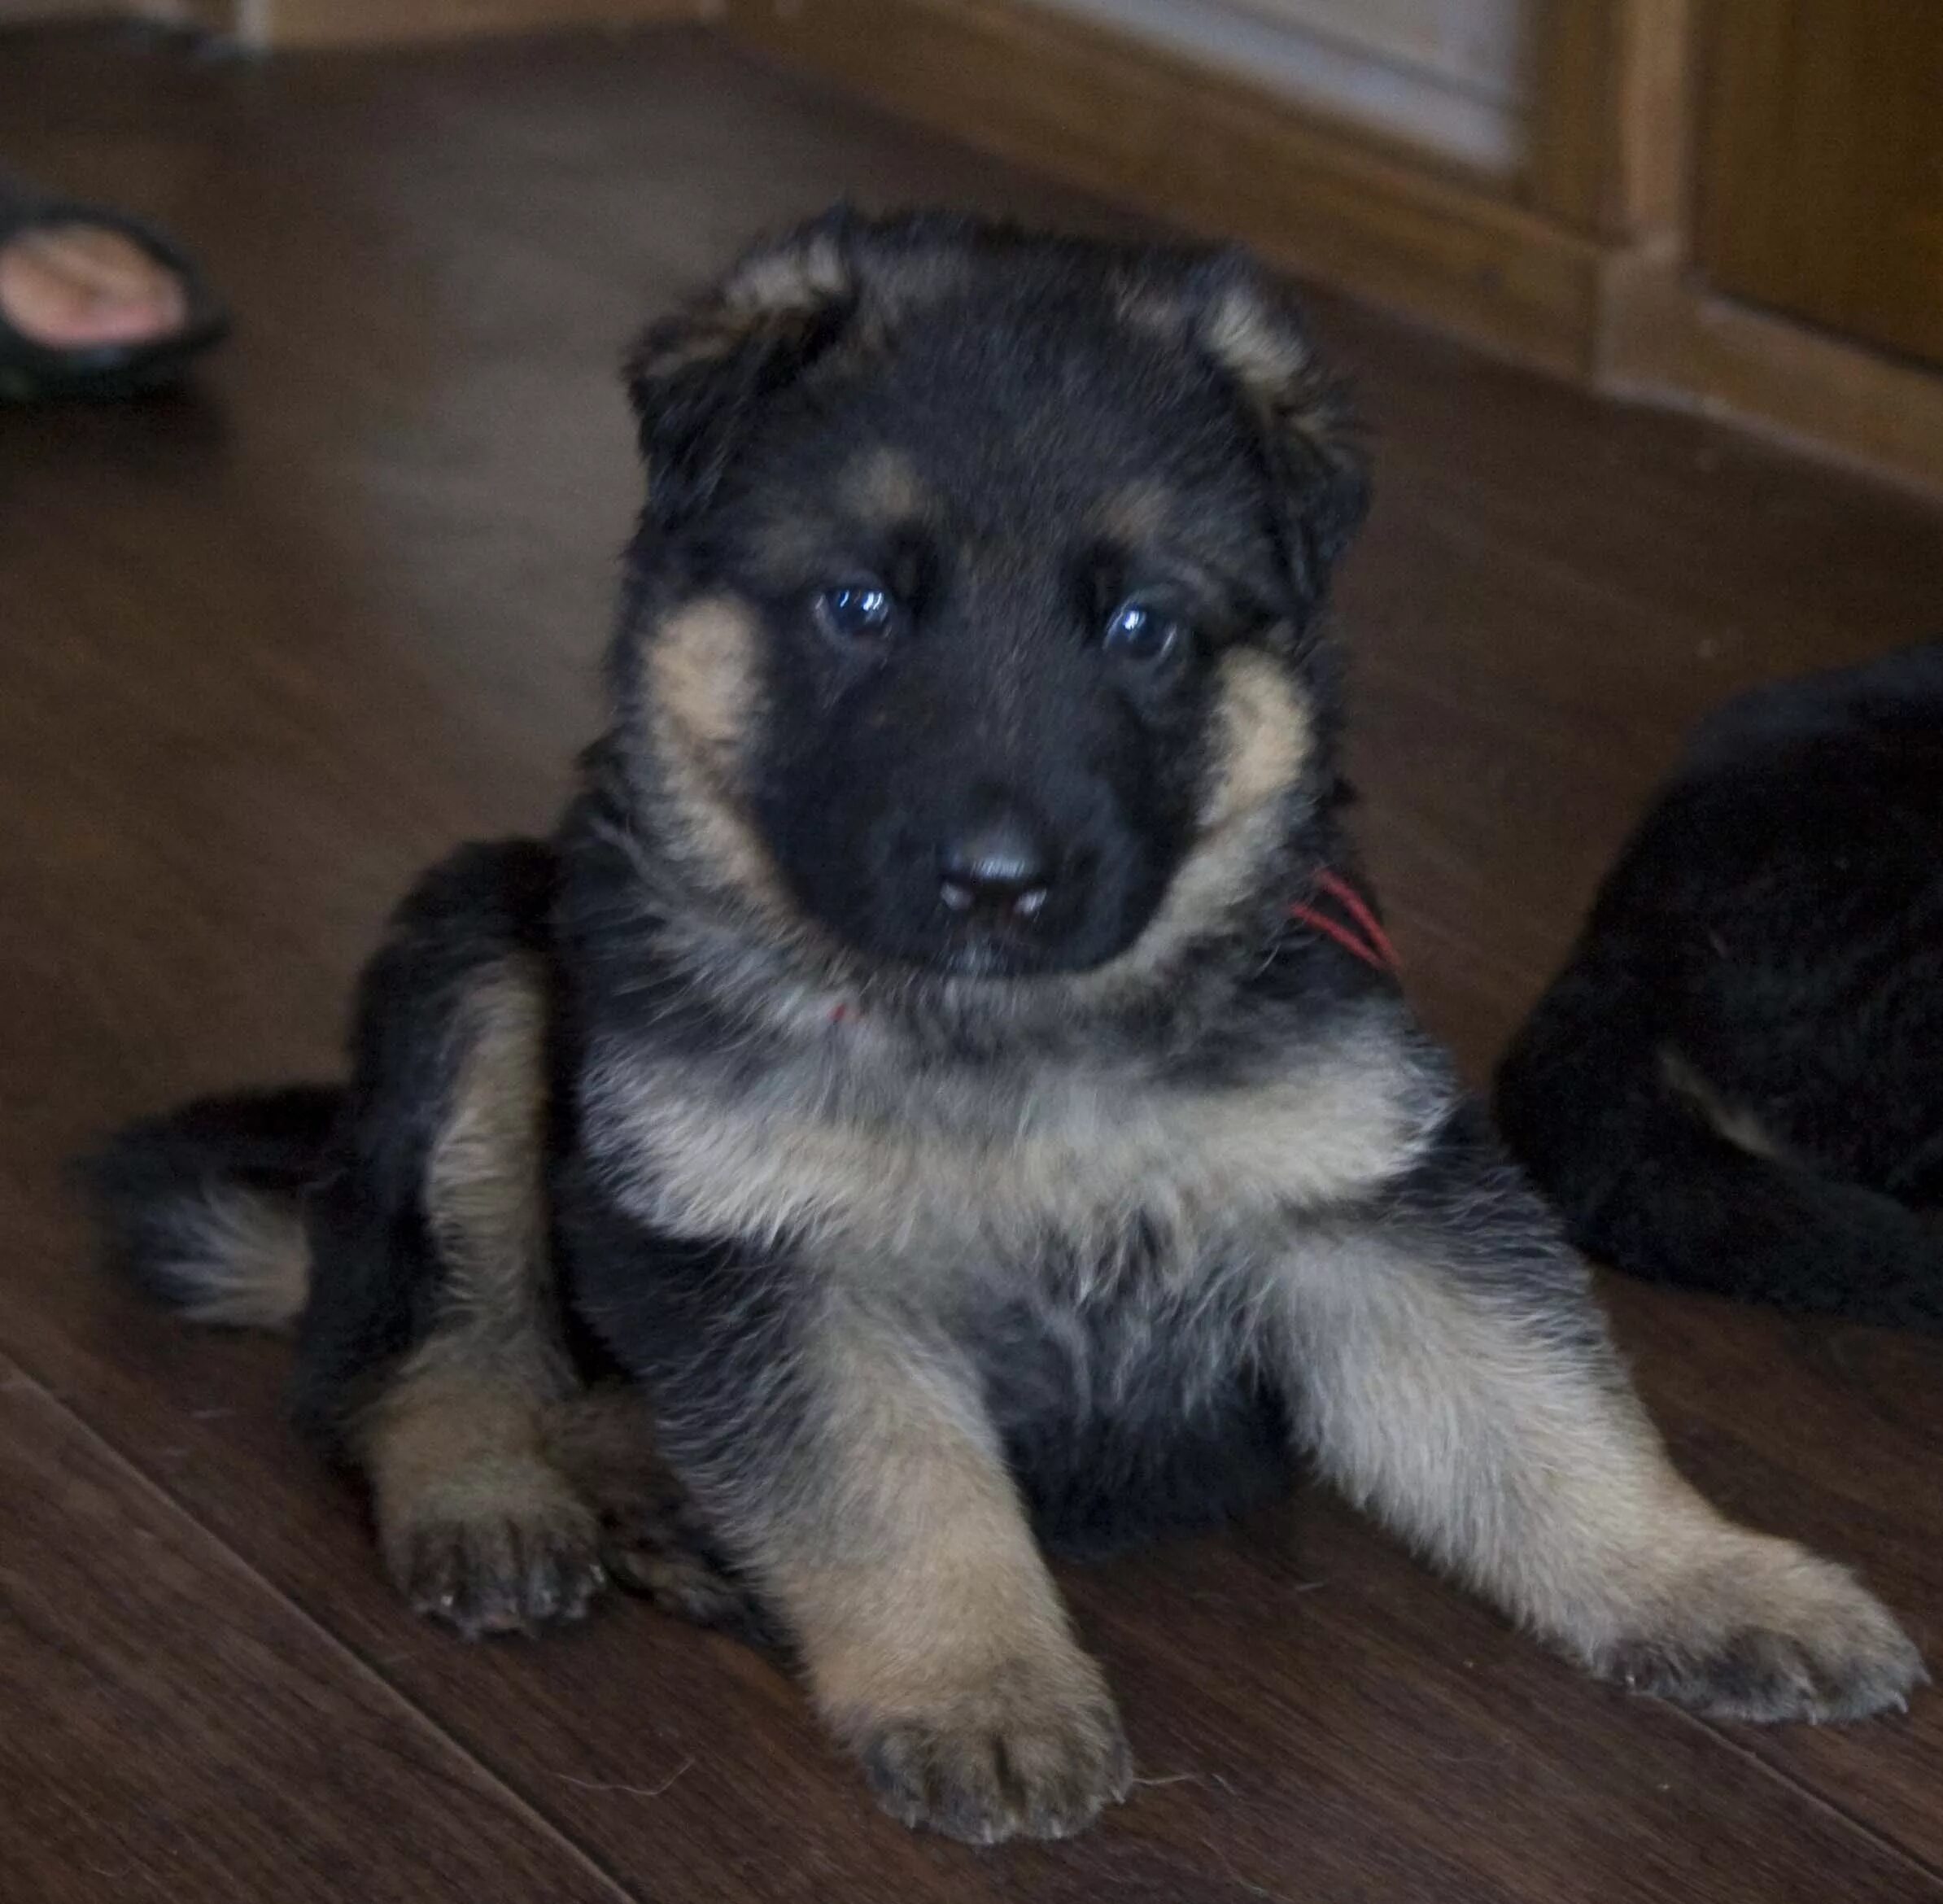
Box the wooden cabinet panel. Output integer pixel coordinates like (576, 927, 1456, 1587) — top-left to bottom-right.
(1698, 0, 1943, 369)
(1035, 0, 1533, 172)
(1213, 0, 1530, 101)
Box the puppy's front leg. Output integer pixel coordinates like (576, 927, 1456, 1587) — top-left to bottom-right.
(1273, 1116, 1924, 1722)
(667, 1295, 1130, 1842)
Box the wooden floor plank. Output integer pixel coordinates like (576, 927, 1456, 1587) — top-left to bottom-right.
(0, 1353, 633, 1904)
(2, 19, 1941, 1902)
(8, 1250, 1939, 1904)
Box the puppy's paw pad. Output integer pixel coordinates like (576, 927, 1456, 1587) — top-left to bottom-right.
(1606, 1546, 1924, 1723)
(855, 1671, 1133, 1843)
(388, 1473, 606, 1640)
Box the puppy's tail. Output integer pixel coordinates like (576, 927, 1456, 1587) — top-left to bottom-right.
(1495, 950, 1943, 1332)
(79, 1086, 344, 1331)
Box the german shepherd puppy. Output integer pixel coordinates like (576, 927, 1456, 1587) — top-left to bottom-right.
(88, 212, 1922, 1844)
(1496, 640, 1943, 1332)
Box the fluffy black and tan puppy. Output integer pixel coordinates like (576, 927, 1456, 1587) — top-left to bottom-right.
(88, 212, 1922, 1845)
(1496, 640, 1943, 1331)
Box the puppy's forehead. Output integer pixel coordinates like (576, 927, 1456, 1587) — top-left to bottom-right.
(832, 448, 1185, 557)
(806, 308, 1253, 533)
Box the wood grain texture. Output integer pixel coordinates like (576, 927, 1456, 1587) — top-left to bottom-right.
(1525, 0, 1692, 237)
(1695, 0, 1943, 371)
(1522, 0, 1620, 229)
(2, 21, 1943, 1902)
(228, 0, 696, 50)
(1606, 0, 1691, 235)
(0, 1354, 631, 1904)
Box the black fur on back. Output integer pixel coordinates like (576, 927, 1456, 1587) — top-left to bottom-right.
(1495, 640, 1943, 1331)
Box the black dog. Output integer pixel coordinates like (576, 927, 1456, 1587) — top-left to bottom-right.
(88, 212, 1922, 1845)
(1497, 640, 1943, 1331)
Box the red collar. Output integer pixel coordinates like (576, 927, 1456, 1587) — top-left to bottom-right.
(1289, 868, 1400, 975)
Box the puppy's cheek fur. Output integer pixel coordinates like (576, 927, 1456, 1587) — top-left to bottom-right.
(1073, 647, 1312, 1002)
(1199, 646, 1312, 829)
(644, 593, 796, 920)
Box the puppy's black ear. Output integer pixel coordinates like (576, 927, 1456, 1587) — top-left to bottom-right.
(1178, 256, 1369, 624)
(627, 212, 861, 531)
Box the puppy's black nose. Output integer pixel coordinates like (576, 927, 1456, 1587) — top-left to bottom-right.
(939, 810, 1055, 922)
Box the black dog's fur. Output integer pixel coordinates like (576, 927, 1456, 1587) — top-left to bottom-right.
(1496, 640, 1943, 1331)
(85, 211, 1922, 1845)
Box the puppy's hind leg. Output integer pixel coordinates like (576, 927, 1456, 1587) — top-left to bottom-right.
(1273, 1111, 1924, 1723)
(299, 842, 605, 1638)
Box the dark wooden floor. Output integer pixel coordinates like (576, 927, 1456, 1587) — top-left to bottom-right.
(4, 22, 1942, 1902)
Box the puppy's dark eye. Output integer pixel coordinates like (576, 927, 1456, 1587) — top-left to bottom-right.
(1102, 598, 1186, 667)
(813, 583, 895, 643)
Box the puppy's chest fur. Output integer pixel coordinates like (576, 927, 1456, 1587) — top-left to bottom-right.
(582, 998, 1440, 1291)
(581, 998, 1440, 1549)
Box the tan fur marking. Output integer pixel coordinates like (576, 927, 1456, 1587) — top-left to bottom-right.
(1198, 281, 1310, 396)
(1279, 1231, 1916, 1704)
(400, 954, 561, 1399)
(651, 596, 755, 757)
(1202, 647, 1310, 827)
(1660, 1045, 1788, 1160)
(1194, 280, 1351, 464)
(725, 232, 851, 319)
(596, 1019, 1429, 1269)
(633, 315, 753, 382)
(1071, 648, 1311, 1006)
(1286, 1234, 1698, 1642)
(360, 1369, 574, 1544)
(632, 234, 852, 390)
(358, 1365, 600, 1624)
(781, 1430, 1078, 1729)
(423, 960, 552, 1351)
(841, 446, 926, 524)
(358, 957, 599, 1625)
(168, 1188, 311, 1330)
(747, 1308, 1124, 1835)
(646, 594, 794, 917)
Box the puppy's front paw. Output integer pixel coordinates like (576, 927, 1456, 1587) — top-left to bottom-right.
(381, 1459, 607, 1640)
(850, 1657, 1133, 1844)
(1600, 1539, 1925, 1723)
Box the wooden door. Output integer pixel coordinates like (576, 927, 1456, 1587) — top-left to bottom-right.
(1696, 0, 1943, 370)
